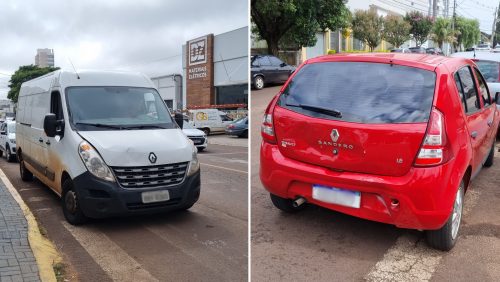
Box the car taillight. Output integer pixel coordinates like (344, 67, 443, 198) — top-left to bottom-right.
(228, 124, 235, 129)
(261, 113, 276, 143)
(414, 108, 451, 166)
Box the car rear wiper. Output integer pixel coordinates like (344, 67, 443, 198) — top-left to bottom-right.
(286, 103, 342, 118)
(75, 122, 126, 130)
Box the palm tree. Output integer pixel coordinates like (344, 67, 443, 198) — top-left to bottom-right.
(431, 17, 456, 49)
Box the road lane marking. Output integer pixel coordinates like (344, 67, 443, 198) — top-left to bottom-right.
(365, 188, 481, 281)
(62, 222, 158, 282)
(200, 163, 247, 174)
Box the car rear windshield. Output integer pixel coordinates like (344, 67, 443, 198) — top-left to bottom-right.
(278, 62, 436, 123)
(476, 60, 500, 82)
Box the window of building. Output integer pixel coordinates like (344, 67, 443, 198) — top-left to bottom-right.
(215, 84, 248, 105)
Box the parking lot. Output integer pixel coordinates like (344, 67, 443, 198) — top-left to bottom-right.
(0, 142, 248, 281)
(251, 86, 500, 281)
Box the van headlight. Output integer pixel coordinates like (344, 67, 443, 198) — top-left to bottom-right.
(78, 141, 115, 182)
(187, 145, 200, 176)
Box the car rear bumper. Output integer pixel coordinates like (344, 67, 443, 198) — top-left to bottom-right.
(260, 142, 458, 230)
(225, 128, 246, 136)
(73, 170, 200, 218)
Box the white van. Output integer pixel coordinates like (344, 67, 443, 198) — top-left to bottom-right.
(188, 109, 233, 135)
(17, 70, 200, 225)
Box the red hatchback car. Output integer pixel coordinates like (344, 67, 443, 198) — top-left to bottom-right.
(260, 53, 499, 251)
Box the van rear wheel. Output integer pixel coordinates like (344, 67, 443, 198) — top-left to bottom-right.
(62, 179, 88, 225)
(19, 158, 33, 182)
(201, 128, 210, 135)
(270, 193, 305, 213)
(425, 181, 464, 251)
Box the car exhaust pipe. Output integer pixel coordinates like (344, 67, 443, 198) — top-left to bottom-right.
(293, 197, 307, 208)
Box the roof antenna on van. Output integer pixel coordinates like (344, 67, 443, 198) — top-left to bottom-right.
(68, 58, 80, 79)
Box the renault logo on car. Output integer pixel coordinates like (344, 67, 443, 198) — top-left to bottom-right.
(148, 152, 157, 164)
(330, 129, 340, 142)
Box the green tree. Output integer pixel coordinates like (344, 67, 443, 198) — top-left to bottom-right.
(455, 17, 480, 50)
(404, 11, 434, 47)
(383, 15, 411, 48)
(431, 17, 454, 49)
(8, 65, 59, 103)
(251, 0, 350, 55)
(352, 10, 383, 52)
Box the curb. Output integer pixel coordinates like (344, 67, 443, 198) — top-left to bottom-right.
(0, 168, 62, 282)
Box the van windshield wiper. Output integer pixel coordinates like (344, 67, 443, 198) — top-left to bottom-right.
(125, 125, 167, 129)
(286, 103, 342, 118)
(74, 122, 126, 130)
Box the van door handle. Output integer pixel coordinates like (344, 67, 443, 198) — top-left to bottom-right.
(38, 138, 43, 143)
(471, 131, 478, 139)
(45, 140, 51, 145)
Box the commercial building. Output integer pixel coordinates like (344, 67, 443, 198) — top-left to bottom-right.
(35, 48, 55, 67)
(182, 26, 248, 109)
(150, 74, 182, 111)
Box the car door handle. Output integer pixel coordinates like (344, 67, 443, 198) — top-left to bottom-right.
(471, 131, 478, 139)
(38, 138, 43, 143)
(487, 120, 493, 127)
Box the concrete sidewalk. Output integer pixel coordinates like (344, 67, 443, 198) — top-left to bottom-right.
(0, 180, 40, 282)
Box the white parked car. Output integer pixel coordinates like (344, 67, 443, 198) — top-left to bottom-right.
(17, 70, 201, 225)
(0, 121, 16, 162)
(182, 122, 207, 151)
(475, 43, 491, 51)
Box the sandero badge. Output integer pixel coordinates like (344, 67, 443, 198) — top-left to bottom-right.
(149, 152, 157, 164)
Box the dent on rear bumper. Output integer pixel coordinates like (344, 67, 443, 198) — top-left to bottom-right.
(260, 142, 459, 230)
(73, 170, 201, 218)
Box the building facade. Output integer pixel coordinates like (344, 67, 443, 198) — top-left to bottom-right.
(150, 74, 183, 111)
(35, 48, 55, 67)
(182, 27, 248, 109)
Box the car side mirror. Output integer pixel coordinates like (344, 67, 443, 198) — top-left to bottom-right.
(44, 114, 64, 138)
(280, 62, 287, 67)
(0, 131, 5, 135)
(174, 112, 184, 129)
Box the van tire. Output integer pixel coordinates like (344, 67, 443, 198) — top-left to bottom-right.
(62, 179, 88, 225)
(19, 158, 33, 182)
(6, 145, 15, 162)
(201, 128, 210, 135)
(425, 181, 464, 251)
(484, 143, 495, 167)
(270, 193, 305, 213)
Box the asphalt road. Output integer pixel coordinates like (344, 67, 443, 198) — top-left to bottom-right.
(251, 86, 500, 281)
(0, 143, 248, 281)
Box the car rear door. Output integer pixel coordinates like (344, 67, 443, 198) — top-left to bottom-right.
(472, 66, 497, 155)
(269, 56, 289, 83)
(454, 66, 488, 173)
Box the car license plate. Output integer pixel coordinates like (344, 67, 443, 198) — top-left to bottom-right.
(141, 190, 170, 204)
(312, 185, 360, 208)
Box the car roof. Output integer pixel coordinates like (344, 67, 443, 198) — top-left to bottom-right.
(305, 53, 459, 71)
(451, 51, 500, 62)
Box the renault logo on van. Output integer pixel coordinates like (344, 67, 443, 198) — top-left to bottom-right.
(148, 152, 157, 164)
(330, 129, 340, 142)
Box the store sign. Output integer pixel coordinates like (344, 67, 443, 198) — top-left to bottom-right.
(189, 36, 207, 66)
(188, 66, 207, 79)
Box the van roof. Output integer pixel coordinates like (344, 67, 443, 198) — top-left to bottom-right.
(305, 53, 465, 71)
(21, 69, 155, 92)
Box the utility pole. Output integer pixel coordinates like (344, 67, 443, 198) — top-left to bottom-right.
(491, 3, 499, 47)
(433, 0, 438, 18)
(451, 0, 456, 53)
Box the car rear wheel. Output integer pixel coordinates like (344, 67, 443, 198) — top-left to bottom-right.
(62, 179, 88, 225)
(484, 143, 495, 167)
(270, 193, 306, 213)
(239, 130, 248, 138)
(253, 76, 264, 90)
(19, 157, 33, 182)
(425, 181, 464, 251)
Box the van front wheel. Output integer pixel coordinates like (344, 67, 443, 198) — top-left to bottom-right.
(425, 181, 464, 251)
(62, 179, 88, 225)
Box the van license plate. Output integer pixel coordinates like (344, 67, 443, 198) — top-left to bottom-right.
(141, 190, 170, 204)
(312, 185, 360, 208)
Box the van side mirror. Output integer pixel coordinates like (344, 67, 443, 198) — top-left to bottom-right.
(44, 114, 64, 138)
(174, 113, 184, 129)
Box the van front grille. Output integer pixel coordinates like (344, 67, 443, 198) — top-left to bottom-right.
(111, 162, 188, 189)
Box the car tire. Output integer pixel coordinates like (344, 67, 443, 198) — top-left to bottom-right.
(0, 149, 3, 158)
(239, 130, 248, 138)
(19, 157, 33, 182)
(253, 76, 264, 90)
(6, 145, 15, 163)
(270, 193, 306, 213)
(62, 179, 88, 225)
(202, 128, 210, 136)
(425, 181, 464, 251)
(198, 147, 205, 152)
(484, 143, 495, 167)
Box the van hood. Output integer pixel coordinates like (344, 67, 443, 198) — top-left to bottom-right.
(78, 129, 193, 167)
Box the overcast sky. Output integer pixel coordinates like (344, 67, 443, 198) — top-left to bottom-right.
(0, 0, 248, 99)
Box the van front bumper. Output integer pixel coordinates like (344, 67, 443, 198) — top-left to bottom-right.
(73, 170, 201, 218)
(260, 142, 459, 230)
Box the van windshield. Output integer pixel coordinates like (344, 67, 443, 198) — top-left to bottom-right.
(279, 62, 436, 123)
(66, 87, 175, 131)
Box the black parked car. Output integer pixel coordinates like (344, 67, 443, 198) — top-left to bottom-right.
(251, 55, 296, 90)
(426, 47, 443, 55)
(408, 47, 427, 54)
(225, 116, 248, 138)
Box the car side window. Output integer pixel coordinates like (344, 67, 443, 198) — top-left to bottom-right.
(454, 73, 467, 113)
(457, 66, 481, 114)
(269, 56, 284, 66)
(257, 56, 271, 66)
(473, 67, 491, 106)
